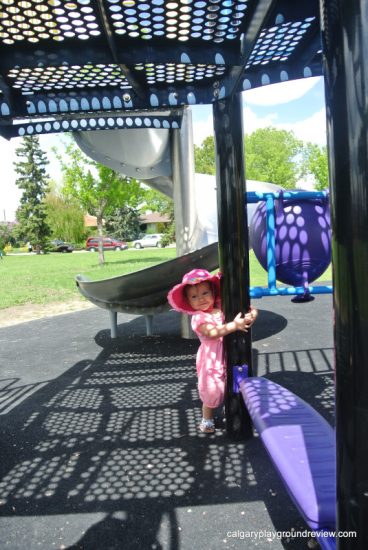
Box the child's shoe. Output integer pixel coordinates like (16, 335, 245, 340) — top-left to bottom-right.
(199, 418, 215, 433)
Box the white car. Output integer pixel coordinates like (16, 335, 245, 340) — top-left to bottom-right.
(133, 234, 163, 249)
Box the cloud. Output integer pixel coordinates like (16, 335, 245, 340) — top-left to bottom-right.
(244, 77, 322, 106)
(192, 103, 326, 147)
(242, 106, 277, 134)
(192, 112, 213, 146)
(272, 107, 327, 146)
(0, 137, 23, 221)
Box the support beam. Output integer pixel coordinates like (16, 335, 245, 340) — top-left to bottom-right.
(171, 106, 197, 339)
(109, 310, 118, 339)
(213, 93, 253, 440)
(320, 0, 368, 546)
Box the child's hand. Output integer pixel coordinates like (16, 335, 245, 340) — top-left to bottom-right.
(244, 306, 258, 327)
(234, 312, 249, 332)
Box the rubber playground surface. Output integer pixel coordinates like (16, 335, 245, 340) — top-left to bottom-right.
(0, 294, 334, 549)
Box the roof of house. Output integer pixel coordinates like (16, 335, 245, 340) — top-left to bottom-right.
(139, 212, 171, 224)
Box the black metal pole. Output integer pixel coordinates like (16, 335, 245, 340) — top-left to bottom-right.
(213, 94, 253, 440)
(320, 0, 368, 546)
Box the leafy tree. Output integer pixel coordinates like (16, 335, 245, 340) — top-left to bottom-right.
(194, 129, 304, 188)
(143, 187, 172, 212)
(14, 136, 51, 252)
(0, 223, 11, 252)
(45, 189, 86, 244)
(142, 187, 175, 246)
(54, 140, 143, 264)
(245, 127, 303, 188)
(194, 136, 216, 175)
(159, 200, 175, 247)
(105, 206, 141, 241)
(301, 143, 329, 190)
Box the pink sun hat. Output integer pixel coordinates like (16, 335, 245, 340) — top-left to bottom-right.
(167, 268, 222, 314)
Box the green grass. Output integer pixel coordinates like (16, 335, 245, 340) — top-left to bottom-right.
(0, 248, 332, 310)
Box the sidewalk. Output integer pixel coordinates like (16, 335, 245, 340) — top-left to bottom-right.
(0, 295, 334, 549)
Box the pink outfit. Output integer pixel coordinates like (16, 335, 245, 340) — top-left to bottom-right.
(191, 310, 226, 408)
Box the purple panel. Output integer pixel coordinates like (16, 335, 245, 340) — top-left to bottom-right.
(240, 377, 336, 531)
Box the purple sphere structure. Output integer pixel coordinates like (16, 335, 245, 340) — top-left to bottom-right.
(249, 193, 331, 287)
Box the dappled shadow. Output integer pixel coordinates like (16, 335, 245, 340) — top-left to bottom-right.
(253, 345, 334, 424)
(0, 377, 47, 415)
(0, 328, 335, 549)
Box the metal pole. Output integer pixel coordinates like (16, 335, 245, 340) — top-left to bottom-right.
(172, 106, 196, 339)
(109, 310, 117, 339)
(213, 93, 253, 440)
(320, 0, 368, 546)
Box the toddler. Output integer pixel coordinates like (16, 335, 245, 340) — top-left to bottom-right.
(168, 268, 257, 433)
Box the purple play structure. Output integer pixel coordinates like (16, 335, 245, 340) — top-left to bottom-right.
(249, 191, 331, 291)
(234, 373, 336, 550)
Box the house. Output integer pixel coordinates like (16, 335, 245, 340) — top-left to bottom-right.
(139, 211, 170, 233)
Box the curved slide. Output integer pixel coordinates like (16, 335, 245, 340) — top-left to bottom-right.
(74, 112, 281, 337)
(76, 242, 218, 337)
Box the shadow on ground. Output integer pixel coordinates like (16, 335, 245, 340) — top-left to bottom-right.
(0, 303, 334, 549)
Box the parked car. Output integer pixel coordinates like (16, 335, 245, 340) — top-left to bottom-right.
(85, 236, 128, 252)
(50, 239, 74, 253)
(132, 234, 163, 249)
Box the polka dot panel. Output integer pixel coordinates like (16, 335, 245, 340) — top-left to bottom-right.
(0, 0, 101, 45)
(107, 0, 249, 43)
(14, 114, 182, 136)
(247, 18, 315, 67)
(7, 64, 130, 94)
(134, 62, 226, 85)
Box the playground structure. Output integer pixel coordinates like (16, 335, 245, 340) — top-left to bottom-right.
(74, 110, 282, 253)
(77, 185, 333, 338)
(74, 109, 284, 337)
(0, 1, 367, 548)
(248, 190, 332, 299)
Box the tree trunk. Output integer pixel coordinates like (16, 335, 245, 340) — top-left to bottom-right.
(97, 216, 105, 265)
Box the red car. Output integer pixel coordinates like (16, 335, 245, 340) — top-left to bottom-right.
(86, 237, 128, 252)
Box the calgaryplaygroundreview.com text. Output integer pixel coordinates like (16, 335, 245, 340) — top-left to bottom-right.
(226, 529, 357, 541)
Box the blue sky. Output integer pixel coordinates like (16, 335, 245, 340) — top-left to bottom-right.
(191, 76, 326, 146)
(1, 77, 326, 222)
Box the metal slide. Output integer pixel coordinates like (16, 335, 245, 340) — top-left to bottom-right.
(76, 241, 218, 319)
(74, 112, 280, 337)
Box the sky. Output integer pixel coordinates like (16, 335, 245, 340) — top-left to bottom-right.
(0, 76, 326, 222)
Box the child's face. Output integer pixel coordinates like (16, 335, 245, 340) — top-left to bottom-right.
(185, 281, 215, 311)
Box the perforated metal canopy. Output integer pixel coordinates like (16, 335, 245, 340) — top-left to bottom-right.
(0, 0, 322, 139)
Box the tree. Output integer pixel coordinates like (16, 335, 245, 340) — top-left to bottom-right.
(14, 136, 51, 251)
(0, 223, 11, 252)
(159, 200, 175, 247)
(105, 206, 141, 241)
(245, 127, 303, 188)
(142, 187, 175, 246)
(194, 136, 216, 175)
(45, 188, 86, 244)
(194, 129, 304, 188)
(55, 140, 142, 264)
(301, 143, 329, 190)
